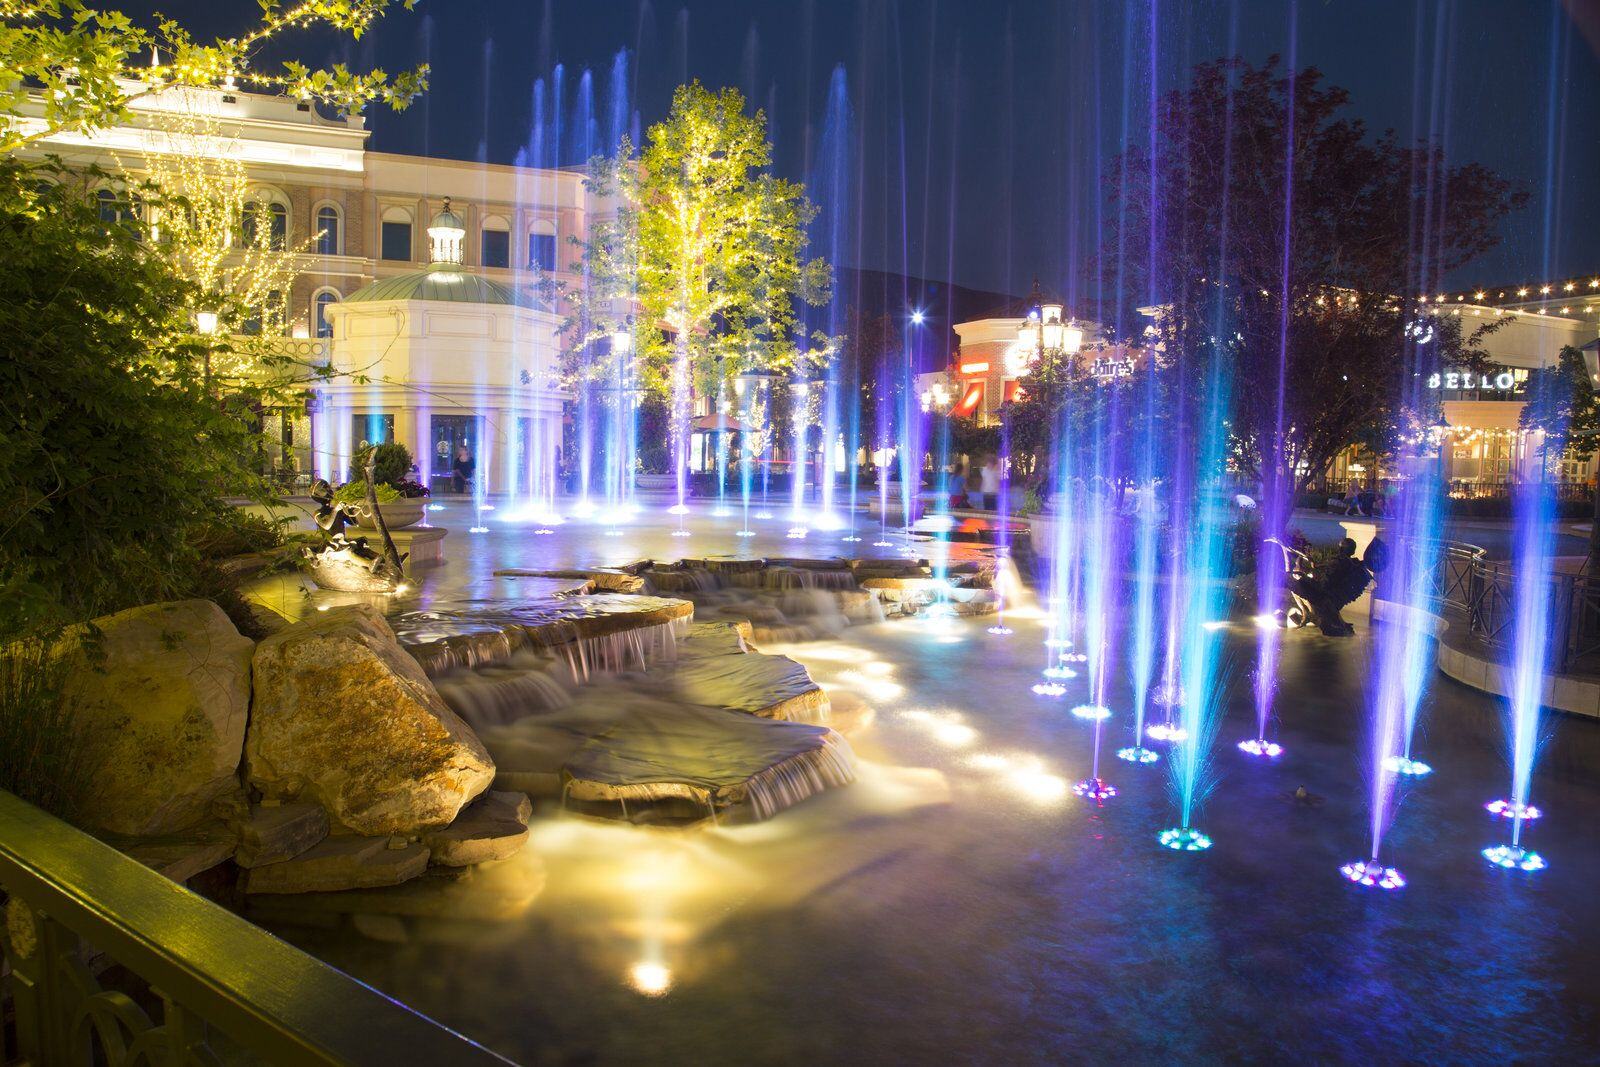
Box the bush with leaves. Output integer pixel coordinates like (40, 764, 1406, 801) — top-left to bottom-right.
(0, 161, 267, 636)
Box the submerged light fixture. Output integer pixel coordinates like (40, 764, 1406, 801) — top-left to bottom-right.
(1339, 859, 1406, 890)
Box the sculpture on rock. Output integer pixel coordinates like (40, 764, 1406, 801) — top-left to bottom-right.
(1291, 536, 1387, 637)
(302, 478, 408, 592)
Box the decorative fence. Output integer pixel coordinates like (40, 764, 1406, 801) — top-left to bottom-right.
(0, 790, 510, 1066)
(1427, 541, 1600, 675)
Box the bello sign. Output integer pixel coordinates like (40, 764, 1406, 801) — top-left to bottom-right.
(1428, 369, 1517, 392)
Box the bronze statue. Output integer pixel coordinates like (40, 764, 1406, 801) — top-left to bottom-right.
(1291, 537, 1387, 636)
(302, 478, 409, 592)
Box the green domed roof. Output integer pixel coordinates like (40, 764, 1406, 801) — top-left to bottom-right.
(344, 265, 542, 308)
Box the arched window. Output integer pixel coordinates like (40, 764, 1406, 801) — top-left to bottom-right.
(528, 219, 557, 272)
(243, 289, 287, 337)
(315, 204, 341, 255)
(244, 199, 288, 251)
(480, 215, 510, 269)
(96, 188, 140, 236)
(313, 289, 340, 338)
(380, 205, 413, 261)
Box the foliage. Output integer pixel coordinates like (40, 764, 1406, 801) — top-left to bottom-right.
(0, 161, 268, 635)
(565, 82, 832, 403)
(1100, 57, 1524, 496)
(0, 0, 427, 155)
(366, 441, 414, 486)
(0, 635, 95, 819)
(333, 480, 400, 504)
(637, 396, 672, 474)
(190, 508, 288, 559)
(1520, 345, 1598, 459)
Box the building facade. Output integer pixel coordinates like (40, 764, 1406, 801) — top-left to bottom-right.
(22, 84, 607, 493)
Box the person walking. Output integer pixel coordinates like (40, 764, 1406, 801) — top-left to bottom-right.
(453, 444, 474, 494)
(979, 456, 1002, 510)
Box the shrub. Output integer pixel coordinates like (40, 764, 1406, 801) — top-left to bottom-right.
(333, 481, 401, 505)
(0, 636, 96, 820)
(190, 508, 289, 560)
(367, 441, 414, 487)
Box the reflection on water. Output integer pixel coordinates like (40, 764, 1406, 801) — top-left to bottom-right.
(247, 506, 1599, 1063)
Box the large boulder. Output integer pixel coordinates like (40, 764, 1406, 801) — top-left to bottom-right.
(247, 605, 494, 835)
(61, 600, 253, 837)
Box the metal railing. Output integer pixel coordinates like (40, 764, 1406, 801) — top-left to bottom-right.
(1425, 540, 1600, 674)
(0, 790, 511, 1066)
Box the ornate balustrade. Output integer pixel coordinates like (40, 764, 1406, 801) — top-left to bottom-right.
(0, 790, 510, 1066)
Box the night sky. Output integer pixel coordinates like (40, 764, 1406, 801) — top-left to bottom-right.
(140, 1, 1598, 299)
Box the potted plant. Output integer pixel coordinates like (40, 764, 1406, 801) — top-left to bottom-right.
(339, 442, 429, 529)
(635, 396, 677, 491)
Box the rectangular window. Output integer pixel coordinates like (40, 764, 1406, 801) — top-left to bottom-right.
(481, 229, 510, 269)
(528, 232, 557, 272)
(381, 220, 413, 261)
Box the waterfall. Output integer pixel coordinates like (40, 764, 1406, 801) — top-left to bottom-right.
(435, 648, 575, 730)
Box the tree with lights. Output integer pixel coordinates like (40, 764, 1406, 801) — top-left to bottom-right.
(0, 0, 427, 155)
(1102, 56, 1524, 497)
(567, 82, 832, 397)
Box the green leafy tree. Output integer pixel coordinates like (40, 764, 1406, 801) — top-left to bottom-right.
(0, 161, 264, 633)
(1521, 344, 1600, 565)
(567, 82, 832, 399)
(0, 0, 427, 154)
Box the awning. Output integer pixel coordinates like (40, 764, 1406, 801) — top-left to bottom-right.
(691, 413, 748, 432)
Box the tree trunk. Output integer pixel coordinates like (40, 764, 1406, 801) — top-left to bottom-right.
(363, 452, 407, 578)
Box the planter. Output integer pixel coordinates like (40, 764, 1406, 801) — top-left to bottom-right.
(636, 473, 676, 492)
(350, 498, 426, 531)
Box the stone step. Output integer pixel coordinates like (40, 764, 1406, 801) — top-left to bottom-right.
(235, 801, 330, 868)
(422, 790, 531, 867)
(243, 834, 430, 894)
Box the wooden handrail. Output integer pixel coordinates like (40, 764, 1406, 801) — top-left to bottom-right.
(0, 789, 513, 1065)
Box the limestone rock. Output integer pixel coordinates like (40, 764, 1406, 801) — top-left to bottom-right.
(243, 834, 430, 894)
(248, 605, 495, 836)
(422, 789, 531, 867)
(61, 600, 253, 837)
(234, 802, 329, 868)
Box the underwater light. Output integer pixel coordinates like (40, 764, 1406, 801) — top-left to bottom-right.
(786, 527, 809, 539)
(1159, 828, 1212, 852)
(1073, 777, 1117, 802)
(476, 503, 495, 512)
(1144, 722, 1188, 743)
(627, 961, 673, 997)
(711, 508, 733, 517)
(873, 540, 893, 548)
(427, 503, 446, 511)
(735, 529, 756, 537)
(1484, 799, 1541, 821)
(754, 510, 773, 519)
(987, 625, 1013, 636)
(1041, 665, 1076, 680)
(535, 528, 554, 535)
(1383, 755, 1432, 776)
(842, 534, 862, 543)
(1116, 746, 1159, 764)
(469, 525, 489, 534)
(1070, 704, 1112, 722)
(1237, 738, 1283, 758)
(1044, 637, 1074, 650)
(1482, 844, 1546, 872)
(1252, 613, 1279, 631)
(667, 503, 690, 515)
(1032, 682, 1067, 697)
(671, 529, 691, 538)
(1340, 859, 1406, 889)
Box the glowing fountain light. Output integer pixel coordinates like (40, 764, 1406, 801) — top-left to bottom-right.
(735, 528, 756, 538)
(1073, 777, 1117, 802)
(627, 961, 673, 997)
(469, 525, 490, 534)
(1041, 665, 1077, 681)
(987, 625, 1013, 636)
(1484, 799, 1541, 821)
(427, 503, 446, 512)
(1237, 738, 1284, 758)
(1070, 704, 1112, 723)
(1031, 682, 1067, 698)
(1339, 859, 1406, 890)
(1482, 844, 1547, 872)
(754, 510, 774, 520)
(1383, 755, 1433, 777)
(671, 529, 691, 538)
(1144, 723, 1188, 744)
(667, 503, 690, 515)
(842, 534, 862, 543)
(570, 500, 597, 519)
(873, 540, 893, 548)
(535, 528, 554, 535)
(786, 526, 809, 539)
(1158, 828, 1212, 852)
(1117, 746, 1159, 764)
(477, 503, 495, 512)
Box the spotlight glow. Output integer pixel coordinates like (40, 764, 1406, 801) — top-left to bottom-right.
(1041, 665, 1077, 680)
(1484, 799, 1541, 821)
(987, 625, 1013, 636)
(671, 529, 691, 538)
(1252, 613, 1279, 631)
(1116, 746, 1160, 764)
(872, 540, 894, 548)
(1159, 828, 1213, 852)
(1237, 738, 1283, 758)
(786, 527, 809, 539)
(1340, 859, 1406, 889)
(842, 535, 862, 543)
(1482, 844, 1547, 871)
(754, 511, 774, 520)
(1073, 777, 1117, 801)
(427, 503, 446, 512)
(627, 961, 673, 997)
(1070, 704, 1112, 722)
(1383, 755, 1433, 777)
(1032, 682, 1067, 697)
(1144, 723, 1188, 743)
(469, 525, 490, 534)
(667, 503, 690, 515)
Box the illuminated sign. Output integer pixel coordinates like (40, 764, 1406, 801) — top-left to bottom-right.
(1427, 369, 1517, 391)
(1092, 356, 1134, 380)
(959, 362, 990, 375)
